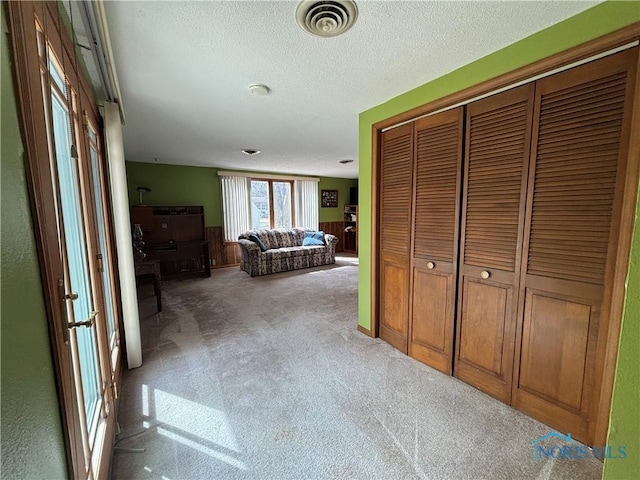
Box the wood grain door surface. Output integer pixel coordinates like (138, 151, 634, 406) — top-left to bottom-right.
(409, 108, 464, 374)
(379, 123, 414, 353)
(374, 46, 637, 446)
(512, 49, 638, 444)
(454, 85, 535, 403)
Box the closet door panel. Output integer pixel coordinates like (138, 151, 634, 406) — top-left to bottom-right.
(380, 257, 410, 348)
(411, 268, 449, 351)
(458, 278, 510, 377)
(454, 84, 534, 403)
(512, 49, 637, 444)
(379, 123, 413, 353)
(409, 109, 463, 374)
(518, 291, 593, 411)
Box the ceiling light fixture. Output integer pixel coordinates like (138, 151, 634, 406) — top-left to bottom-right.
(339, 159, 354, 164)
(248, 84, 270, 96)
(242, 149, 261, 156)
(296, 0, 358, 38)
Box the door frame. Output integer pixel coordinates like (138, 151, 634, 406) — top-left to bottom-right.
(368, 23, 640, 448)
(6, 1, 123, 477)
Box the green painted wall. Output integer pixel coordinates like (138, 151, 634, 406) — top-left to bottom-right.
(1, 10, 68, 479)
(319, 177, 358, 222)
(358, 3, 640, 477)
(126, 161, 357, 225)
(603, 190, 640, 479)
(126, 161, 221, 226)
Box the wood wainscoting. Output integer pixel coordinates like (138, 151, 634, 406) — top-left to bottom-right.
(319, 221, 345, 253)
(205, 226, 241, 267)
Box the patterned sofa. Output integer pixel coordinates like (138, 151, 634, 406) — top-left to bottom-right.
(238, 228, 338, 276)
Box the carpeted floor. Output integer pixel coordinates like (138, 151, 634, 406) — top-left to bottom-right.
(112, 254, 602, 480)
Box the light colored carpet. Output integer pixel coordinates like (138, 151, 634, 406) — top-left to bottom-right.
(112, 254, 602, 480)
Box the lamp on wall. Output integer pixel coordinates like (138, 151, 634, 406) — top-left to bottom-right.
(136, 186, 151, 206)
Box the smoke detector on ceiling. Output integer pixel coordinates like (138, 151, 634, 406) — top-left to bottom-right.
(295, 0, 358, 38)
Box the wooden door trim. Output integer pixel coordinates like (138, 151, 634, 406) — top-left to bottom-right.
(369, 125, 380, 338)
(592, 46, 640, 447)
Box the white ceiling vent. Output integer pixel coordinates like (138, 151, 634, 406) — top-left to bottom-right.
(295, 0, 358, 38)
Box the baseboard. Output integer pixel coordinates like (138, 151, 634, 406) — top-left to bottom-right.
(357, 324, 374, 337)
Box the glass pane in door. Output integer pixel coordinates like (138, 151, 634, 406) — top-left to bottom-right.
(251, 180, 270, 229)
(273, 182, 292, 229)
(51, 91, 101, 432)
(89, 137, 116, 346)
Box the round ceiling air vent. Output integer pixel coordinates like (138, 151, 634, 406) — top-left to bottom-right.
(295, 0, 358, 38)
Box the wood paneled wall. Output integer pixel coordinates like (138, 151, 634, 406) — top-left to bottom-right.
(319, 221, 345, 253)
(205, 226, 241, 267)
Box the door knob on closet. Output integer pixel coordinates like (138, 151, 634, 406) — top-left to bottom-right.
(480, 270, 490, 279)
(427, 262, 435, 269)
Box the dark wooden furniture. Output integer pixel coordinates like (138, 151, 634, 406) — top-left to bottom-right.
(131, 205, 211, 277)
(374, 48, 638, 446)
(343, 205, 358, 253)
(134, 260, 162, 312)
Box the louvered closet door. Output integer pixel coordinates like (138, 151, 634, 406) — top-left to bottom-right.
(454, 85, 534, 403)
(512, 49, 637, 444)
(379, 123, 414, 353)
(409, 108, 464, 374)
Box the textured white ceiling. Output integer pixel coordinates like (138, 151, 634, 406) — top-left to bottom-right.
(104, 0, 599, 179)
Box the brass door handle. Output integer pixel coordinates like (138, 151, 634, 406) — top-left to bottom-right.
(427, 262, 435, 269)
(481, 270, 491, 279)
(68, 310, 98, 329)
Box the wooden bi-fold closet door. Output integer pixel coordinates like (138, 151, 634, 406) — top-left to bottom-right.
(379, 123, 414, 353)
(408, 108, 464, 374)
(454, 84, 534, 403)
(512, 49, 638, 444)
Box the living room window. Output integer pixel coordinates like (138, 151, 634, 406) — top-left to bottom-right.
(220, 171, 318, 241)
(250, 180, 293, 230)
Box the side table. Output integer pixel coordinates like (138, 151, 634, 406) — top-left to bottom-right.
(134, 260, 162, 312)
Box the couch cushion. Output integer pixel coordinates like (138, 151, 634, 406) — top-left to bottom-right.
(239, 230, 271, 249)
(303, 231, 325, 246)
(277, 246, 325, 257)
(247, 234, 267, 252)
(272, 229, 294, 248)
(291, 228, 307, 246)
